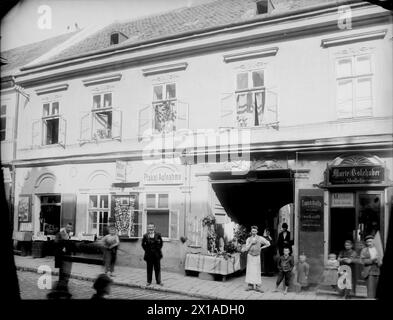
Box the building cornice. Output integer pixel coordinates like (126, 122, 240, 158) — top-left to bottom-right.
(14, 2, 389, 87)
(321, 28, 388, 47)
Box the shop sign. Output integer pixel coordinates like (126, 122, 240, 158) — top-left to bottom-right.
(144, 165, 183, 185)
(328, 166, 384, 185)
(299, 194, 324, 232)
(331, 193, 354, 207)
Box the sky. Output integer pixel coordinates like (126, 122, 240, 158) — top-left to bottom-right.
(1, 0, 215, 51)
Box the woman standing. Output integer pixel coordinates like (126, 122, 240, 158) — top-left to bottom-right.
(277, 223, 292, 256)
(261, 228, 275, 276)
(360, 235, 382, 299)
(338, 240, 357, 297)
(243, 226, 270, 292)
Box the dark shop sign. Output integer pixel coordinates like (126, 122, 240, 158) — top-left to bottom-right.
(300, 195, 324, 232)
(328, 166, 384, 185)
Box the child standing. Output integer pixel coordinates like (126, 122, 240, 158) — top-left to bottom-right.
(297, 253, 310, 290)
(102, 226, 120, 276)
(274, 247, 294, 295)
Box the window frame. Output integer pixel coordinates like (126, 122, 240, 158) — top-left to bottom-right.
(87, 194, 111, 238)
(335, 54, 374, 119)
(0, 104, 6, 141)
(144, 192, 173, 240)
(42, 101, 61, 146)
(91, 92, 114, 140)
(234, 69, 266, 128)
(152, 83, 177, 134)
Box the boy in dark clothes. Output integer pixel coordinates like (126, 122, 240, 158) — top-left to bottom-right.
(274, 247, 294, 295)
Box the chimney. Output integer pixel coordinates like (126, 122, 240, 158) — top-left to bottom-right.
(256, 0, 274, 14)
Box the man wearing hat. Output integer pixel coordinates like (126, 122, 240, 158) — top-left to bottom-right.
(360, 235, 382, 298)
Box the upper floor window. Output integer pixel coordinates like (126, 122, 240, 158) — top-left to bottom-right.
(0, 105, 6, 141)
(32, 101, 66, 147)
(138, 83, 189, 140)
(220, 69, 278, 129)
(336, 55, 373, 119)
(42, 102, 60, 145)
(80, 92, 122, 143)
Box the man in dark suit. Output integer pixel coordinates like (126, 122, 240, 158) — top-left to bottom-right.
(142, 223, 163, 286)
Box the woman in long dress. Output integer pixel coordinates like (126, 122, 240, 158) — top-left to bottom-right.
(244, 226, 270, 292)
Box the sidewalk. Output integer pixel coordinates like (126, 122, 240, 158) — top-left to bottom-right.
(15, 255, 350, 300)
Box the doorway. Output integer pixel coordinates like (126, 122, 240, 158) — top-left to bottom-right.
(39, 195, 61, 235)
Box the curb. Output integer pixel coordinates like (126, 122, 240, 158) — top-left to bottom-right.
(16, 265, 219, 300)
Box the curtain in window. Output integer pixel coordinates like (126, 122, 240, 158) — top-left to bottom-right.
(236, 92, 253, 127)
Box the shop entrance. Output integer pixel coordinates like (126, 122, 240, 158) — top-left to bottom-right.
(329, 190, 384, 254)
(39, 195, 61, 235)
(210, 170, 294, 241)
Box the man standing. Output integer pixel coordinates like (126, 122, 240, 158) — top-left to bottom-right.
(142, 223, 163, 286)
(53, 223, 73, 295)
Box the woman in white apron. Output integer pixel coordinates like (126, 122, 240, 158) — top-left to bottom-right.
(243, 226, 270, 292)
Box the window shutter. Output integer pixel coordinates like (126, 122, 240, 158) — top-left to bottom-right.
(111, 108, 122, 140)
(264, 89, 278, 127)
(5, 116, 13, 141)
(58, 116, 67, 147)
(32, 119, 42, 147)
(355, 78, 372, 117)
(60, 193, 76, 229)
(337, 80, 353, 119)
(138, 104, 153, 141)
(220, 93, 235, 128)
(170, 210, 179, 240)
(79, 112, 91, 144)
(176, 100, 189, 130)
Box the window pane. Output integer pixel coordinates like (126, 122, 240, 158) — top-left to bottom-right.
(100, 195, 109, 208)
(237, 73, 248, 90)
(45, 118, 59, 145)
(166, 84, 176, 99)
(158, 194, 169, 208)
(356, 56, 371, 75)
(88, 211, 98, 234)
(104, 93, 112, 107)
(1, 105, 6, 115)
(337, 80, 353, 118)
(52, 102, 59, 115)
(147, 210, 169, 237)
(252, 70, 264, 87)
(356, 78, 372, 117)
(337, 58, 352, 78)
(43, 103, 50, 116)
(89, 195, 98, 208)
(93, 95, 101, 108)
(0, 117, 6, 130)
(146, 194, 156, 208)
(153, 85, 163, 101)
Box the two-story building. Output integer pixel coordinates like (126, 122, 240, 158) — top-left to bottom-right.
(6, 0, 393, 284)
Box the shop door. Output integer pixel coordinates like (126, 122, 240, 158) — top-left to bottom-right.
(40, 195, 61, 235)
(357, 191, 384, 245)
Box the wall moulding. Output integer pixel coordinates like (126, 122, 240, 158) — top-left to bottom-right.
(223, 47, 279, 63)
(35, 83, 69, 95)
(82, 73, 122, 86)
(142, 62, 188, 76)
(321, 29, 387, 48)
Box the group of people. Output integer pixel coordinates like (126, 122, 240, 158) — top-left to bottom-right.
(49, 222, 163, 299)
(243, 223, 295, 294)
(321, 235, 382, 299)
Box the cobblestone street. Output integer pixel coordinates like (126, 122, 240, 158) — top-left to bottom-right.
(18, 270, 198, 300)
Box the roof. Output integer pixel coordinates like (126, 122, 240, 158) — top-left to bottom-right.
(12, 0, 361, 71)
(42, 0, 351, 65)
(0, 31, 79, 76)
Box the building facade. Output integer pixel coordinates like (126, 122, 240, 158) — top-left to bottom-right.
(5, 0, 393, 282)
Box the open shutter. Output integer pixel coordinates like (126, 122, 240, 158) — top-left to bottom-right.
(111, 108, 122, 140)
(138, 105, 153, 141)
(79, 112, 91, 144)
(220, 93, 235, 128)
(263, 89, 278, 128)
(5, 116, 14, 141)
(32, 119, 42, 147)
(58, 116, 67, 147)
(170, 210, 179, 240)
(176, 100, 189, 130)
(61, 193, 76, 230)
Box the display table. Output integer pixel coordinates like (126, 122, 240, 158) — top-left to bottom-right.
(185, 252, 247, 278)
